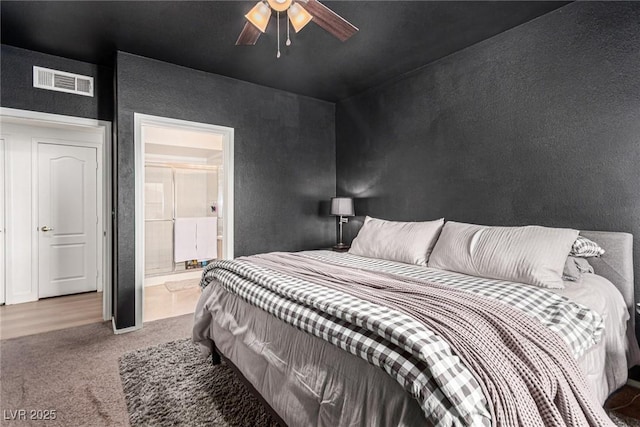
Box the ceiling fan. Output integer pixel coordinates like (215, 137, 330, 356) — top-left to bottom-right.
(236, 0, 358, 57)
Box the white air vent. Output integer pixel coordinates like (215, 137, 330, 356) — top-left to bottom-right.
(33, 66, 94, 97)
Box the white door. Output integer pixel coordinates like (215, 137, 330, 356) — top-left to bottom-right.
(38, 142, 98, 298)
(0, 138, 5, 305)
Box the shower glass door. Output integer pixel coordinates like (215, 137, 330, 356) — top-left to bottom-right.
(144, 166, 174, 275)
(144, 164, 220, 277)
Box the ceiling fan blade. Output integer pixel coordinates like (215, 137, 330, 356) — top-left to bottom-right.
(302, 0, 358, 42)
(236, 22, 261, 46)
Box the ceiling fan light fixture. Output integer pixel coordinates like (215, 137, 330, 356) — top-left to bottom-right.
(267, 0, 293, 12)
(236, 0, 358, 53)
(288, 3, 313, 33)
(245, 1, 271, 33)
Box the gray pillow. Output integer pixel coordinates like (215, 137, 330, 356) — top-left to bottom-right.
(349, 216, 444, 266)
(428, 222, 579, 289)
(562, 256, 594, 282)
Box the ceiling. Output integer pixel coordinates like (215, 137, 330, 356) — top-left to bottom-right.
(144, 125, 224, 163)
(146, 143, 223, 162)
(144, 125, 224, 151)
(0, 1, 568, 102)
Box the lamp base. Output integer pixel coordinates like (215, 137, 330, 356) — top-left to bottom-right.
(332, 243, 350, 252)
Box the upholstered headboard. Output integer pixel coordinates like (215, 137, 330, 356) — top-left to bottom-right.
(580, 231, 634, 319)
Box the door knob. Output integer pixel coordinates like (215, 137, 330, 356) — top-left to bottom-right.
(41, 226, 54, 232)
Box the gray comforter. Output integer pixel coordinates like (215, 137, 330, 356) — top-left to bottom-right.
(193, 251, 613, 427)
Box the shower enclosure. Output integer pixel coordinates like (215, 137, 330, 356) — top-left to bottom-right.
(144, 163, 223, 277)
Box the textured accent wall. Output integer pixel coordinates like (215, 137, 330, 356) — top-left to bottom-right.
(336, 2, 640, 334)
(115, 52, 336, 328)
(0, 44, 113, 121)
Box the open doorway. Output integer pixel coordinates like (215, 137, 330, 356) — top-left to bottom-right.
(0, 108, 112, 339)
(134, 114, 234, 327)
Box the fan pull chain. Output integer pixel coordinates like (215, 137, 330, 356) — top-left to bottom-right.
(286, 14, 291, 46)
(276, 11, 281, 58)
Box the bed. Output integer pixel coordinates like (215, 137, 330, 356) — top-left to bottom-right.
(193, 227, 640, 427)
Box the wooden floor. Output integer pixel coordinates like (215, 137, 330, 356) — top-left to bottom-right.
(0, 281, 202, 340)
(0, 292, 103, 340)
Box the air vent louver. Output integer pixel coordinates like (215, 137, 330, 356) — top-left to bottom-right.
(33, 66, 94, 97)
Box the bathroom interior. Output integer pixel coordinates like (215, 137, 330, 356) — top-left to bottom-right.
(143, 124, 224, 321)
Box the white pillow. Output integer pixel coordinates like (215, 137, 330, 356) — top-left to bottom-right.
(428, 221, 579, 289)
(349, 216, 444, 266)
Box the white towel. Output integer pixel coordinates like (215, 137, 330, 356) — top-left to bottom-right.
(196, 217, 217, 260)
(174, 217, 218, 262)
(174, 218, 198, 262)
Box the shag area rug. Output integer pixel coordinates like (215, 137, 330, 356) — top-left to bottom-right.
(613, 413, 640, 427)
(119, 338, 278, 426)
(120, 339, 639, 427)
(164, 278, 201, 292)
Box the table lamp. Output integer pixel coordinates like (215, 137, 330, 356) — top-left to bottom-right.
(330, 197, 354, 250)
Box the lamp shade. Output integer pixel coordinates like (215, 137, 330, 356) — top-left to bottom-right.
(288, 2, 313, 32)
(245, 1, 271, 33)
(330, 197, 354, 216)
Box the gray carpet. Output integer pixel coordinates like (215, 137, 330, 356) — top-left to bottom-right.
(119, 339, 277, 427)
(120, 339, 640, 427)
(613, 413, 640, 427)
(0, 314, 194, 427)
(2, 314, 638, 427)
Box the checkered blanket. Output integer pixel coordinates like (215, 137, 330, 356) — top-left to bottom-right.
(200, 251, 606, 427)
(302, 250, 604, 359)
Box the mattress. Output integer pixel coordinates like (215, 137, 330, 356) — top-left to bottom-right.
(193, 251, 637, 426)
(551, 273, 640, 402)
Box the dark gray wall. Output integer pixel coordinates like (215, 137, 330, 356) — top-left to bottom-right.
(336, 2, 640, 336)
(0, 44, 113, 121)
(115, 52, 336, 328)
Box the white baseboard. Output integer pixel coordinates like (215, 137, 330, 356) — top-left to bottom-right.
(112, 318, 142, 334)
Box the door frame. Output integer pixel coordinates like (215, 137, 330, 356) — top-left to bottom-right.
(0, 138, 5, 305)
(132, 113, 234, 331)
(32, 139, 102, 298)
(0, 107, 112, 321)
